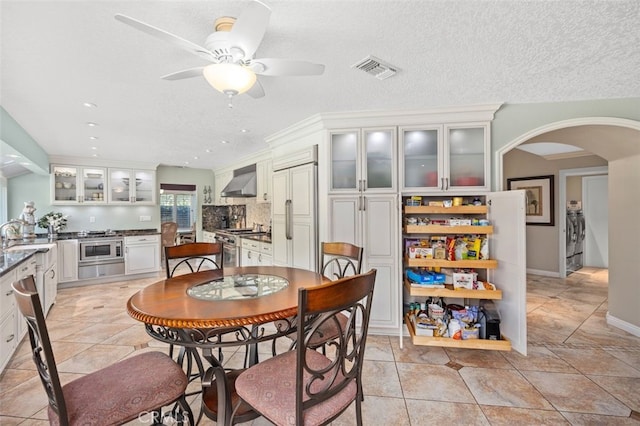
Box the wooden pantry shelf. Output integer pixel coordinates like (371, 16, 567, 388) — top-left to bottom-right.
(405, 257, 498, 269)
(403, 280, 502, 299)
(404, 314, 511, 351)
(404, 205, 488, 215)
(404, 225, 493, 234)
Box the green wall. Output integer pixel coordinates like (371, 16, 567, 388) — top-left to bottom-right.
(0, 106, 49, 174)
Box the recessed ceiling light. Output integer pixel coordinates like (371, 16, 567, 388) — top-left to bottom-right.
(92, 153, 99, 157)
(205, 149, 212, 153)
(193, 156, 199, 160)
(89, 136, 98, 140)
(221, 140, 229, 144)
(83, 102, 97, 108)
(240, 129, 249, 133)
(86, 122, 98, 127)
(184, 161, 190, 165)
(91, 146, 98, 150)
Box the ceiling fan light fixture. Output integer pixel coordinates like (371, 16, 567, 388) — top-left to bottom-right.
(203, 63, 256, 95)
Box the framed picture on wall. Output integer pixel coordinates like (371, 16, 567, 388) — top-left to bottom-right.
(507, 175, 555, 226)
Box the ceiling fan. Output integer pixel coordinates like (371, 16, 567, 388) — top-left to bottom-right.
(115, 0, 324, 101)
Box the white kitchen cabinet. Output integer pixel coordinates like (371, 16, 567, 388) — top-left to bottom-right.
(124, 235, 161, 275)
(108, 169, 156, 205)
(51, 165, 108, 205)
(329, 194, 399, 332)
(214, 170, 233, 205)
(329, 127, 397, 194)
(57, 239, 78, 283)
(399, 123, 490, 193)
(0, 311, 16, 373)
(0, 268, 17, 373)
(259, 242, 273, 266)
(256, 159, 273, 204)
(241, 239, 272, 266)
(272, 161, 317, 271)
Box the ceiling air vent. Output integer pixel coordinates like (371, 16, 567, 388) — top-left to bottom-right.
(351, 55, 399, 80)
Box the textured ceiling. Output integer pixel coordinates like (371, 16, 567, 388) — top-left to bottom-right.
(1, 0, 639, 173)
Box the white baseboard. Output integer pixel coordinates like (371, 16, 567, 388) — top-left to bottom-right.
(606, 312, 640, 338)
(526, 268, 560, 278)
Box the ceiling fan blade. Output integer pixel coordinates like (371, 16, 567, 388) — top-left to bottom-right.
(160, 67, 205, 81)
(246, 80, 265, 98)
(115, 14, 216, 63)
(252, 59, 325, 76)
(228, 0, 271, 59)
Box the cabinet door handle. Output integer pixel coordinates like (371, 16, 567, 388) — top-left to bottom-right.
(50, 269, 56, 279)
(362, 196, 367, 211)
(362, 179, 367, 191)
(258, 253, 262, 262)
(263, 193, 267, 200)
(248, 251, 252, 259)
(285, 200, 293, 240)
(6, 334, 15, 343)
(440, 177, 445, 190)
(5, 290, 13, 296)
(445, 178, 449, 190)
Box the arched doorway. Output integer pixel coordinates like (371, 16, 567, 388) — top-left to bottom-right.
(495, 117, 640, 337)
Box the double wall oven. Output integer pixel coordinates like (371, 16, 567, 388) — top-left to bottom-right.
(78, 237, 125, 279)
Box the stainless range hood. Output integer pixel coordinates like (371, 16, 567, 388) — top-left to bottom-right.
(220, 164, 257, 198)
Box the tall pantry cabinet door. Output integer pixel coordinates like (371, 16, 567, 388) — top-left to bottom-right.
(487, 190, 527, 355)
(362, 195, 399, 331)
(328, 194, 400, 332)
(271, 169, 290, 266)
(328, 196, 360, 246)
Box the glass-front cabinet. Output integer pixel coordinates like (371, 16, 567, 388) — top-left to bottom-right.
(108, 169, 156, 204)
(51, 165, 107, 204)
(399, 123, 489, 193)
(329, 127, 396, 193)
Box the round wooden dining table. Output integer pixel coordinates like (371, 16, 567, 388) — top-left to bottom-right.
(127, 265, 328, 425)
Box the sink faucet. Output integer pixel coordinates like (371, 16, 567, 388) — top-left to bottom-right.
(0, 219, 26, 249)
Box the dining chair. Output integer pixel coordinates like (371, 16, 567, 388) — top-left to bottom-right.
(12, 275, 194, 426)
(319, 241, 364, 280)
(233, 269, 376, 426)
(273, 242, 365, 357)
(164, 242, 224, 383)
(161, 221, 178, 260)
(180, 222, 196, 244)
(164, 242, 223, 277)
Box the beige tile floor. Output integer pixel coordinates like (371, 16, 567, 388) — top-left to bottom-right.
(1, 268, 639, 425)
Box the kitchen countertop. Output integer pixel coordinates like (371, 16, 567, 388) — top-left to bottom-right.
(53, 229, 160, 240)
(0, 229, 158, 277)
(241, 234, 272, 244)
(212, 228, 272, 244)
(0, 247, 45, 277)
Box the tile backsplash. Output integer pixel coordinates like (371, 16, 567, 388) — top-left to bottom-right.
(202, 198, 271, 232)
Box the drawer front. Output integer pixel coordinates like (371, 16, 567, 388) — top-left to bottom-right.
(16, 259, 37, 280)
(260, 242, 272, 254)
(0, 271, 17, 319)
(125, 235, 160, 245)
(241, 239, 259, 250)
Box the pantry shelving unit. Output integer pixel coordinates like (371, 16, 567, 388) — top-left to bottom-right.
(402, 198, 512, 351)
